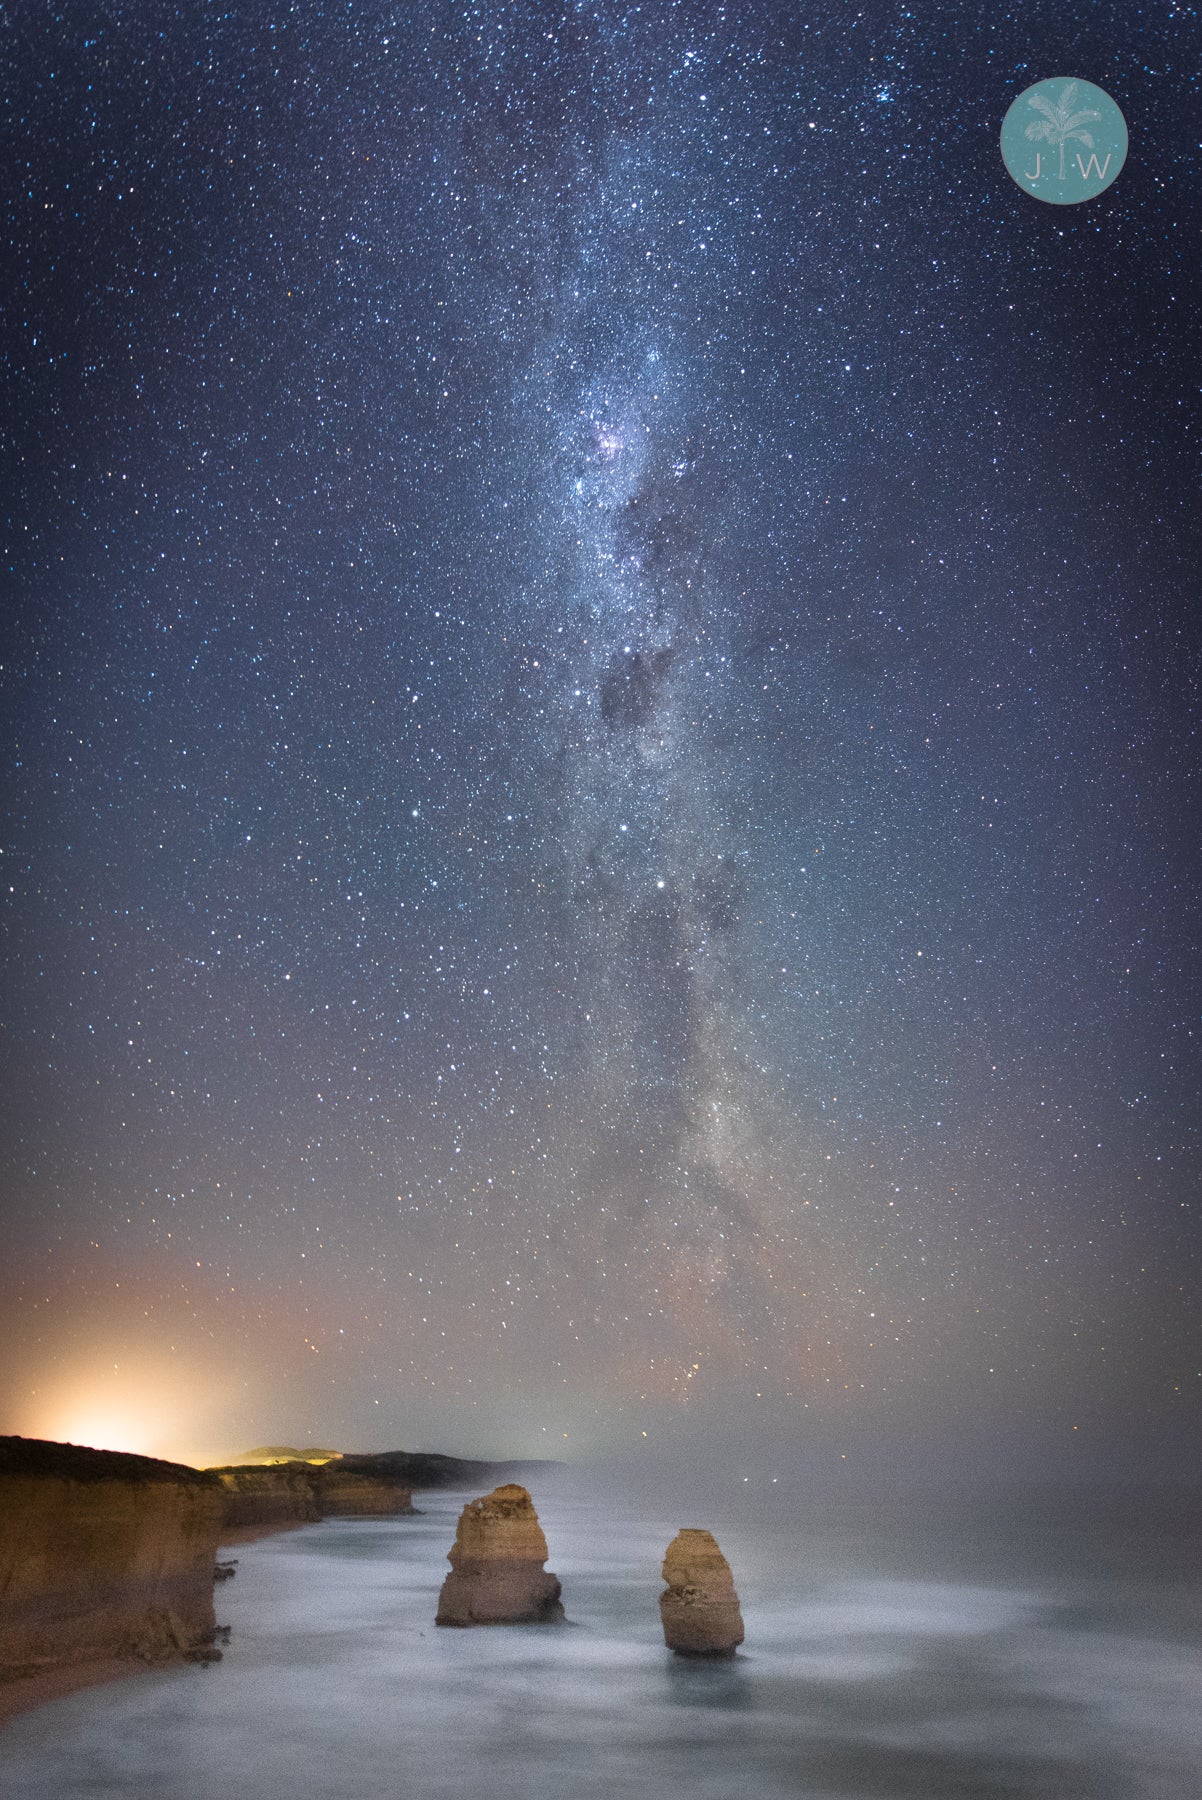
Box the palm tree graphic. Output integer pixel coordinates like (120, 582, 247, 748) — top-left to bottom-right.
(1024, 81, 1101, 180)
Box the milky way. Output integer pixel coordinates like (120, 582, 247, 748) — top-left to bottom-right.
(1, 2, 1198, 1469)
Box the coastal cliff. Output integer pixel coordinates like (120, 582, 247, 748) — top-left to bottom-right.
(211, 1462, 323, 1529)
(312, 1465, 416, 1516)
(0, 1436, 224, 1693)
(210, 1460, 416, 1527)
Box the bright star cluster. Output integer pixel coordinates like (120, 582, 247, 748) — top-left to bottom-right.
(1, 2, 1198, 1472)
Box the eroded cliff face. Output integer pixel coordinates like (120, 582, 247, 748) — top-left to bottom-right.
(312, 1467, 415, 1516)
(0, 1436, 224, 1686)
(211, 1462, 323, 1528)
(210, 1461, 415, 1526)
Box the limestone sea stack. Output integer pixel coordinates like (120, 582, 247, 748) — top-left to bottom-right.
(659, 1528, 744, 1657)
(0, 1435, 224, 1692)
(436, 1484, 564, 1626)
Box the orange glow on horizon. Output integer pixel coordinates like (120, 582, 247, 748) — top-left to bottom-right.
(53, 1413, 167, 1458)
(13, 1354, 235, 1469)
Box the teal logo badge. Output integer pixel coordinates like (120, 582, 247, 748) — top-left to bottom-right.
(1001, 78, 1127, 204)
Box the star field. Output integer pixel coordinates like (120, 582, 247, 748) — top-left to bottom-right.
(1, 2, 1199, 1471)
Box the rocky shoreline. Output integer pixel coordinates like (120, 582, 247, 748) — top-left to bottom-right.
(0, 1437, 557, 1724)
(3, 1443, 745, 1727)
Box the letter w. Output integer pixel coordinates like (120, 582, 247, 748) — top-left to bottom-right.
(1076, 152, 1112, 180)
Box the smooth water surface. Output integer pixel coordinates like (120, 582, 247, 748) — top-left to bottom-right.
(2, 1481, 1199, 1799)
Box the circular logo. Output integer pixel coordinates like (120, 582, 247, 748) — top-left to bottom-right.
(1001, 78, 1127, 204)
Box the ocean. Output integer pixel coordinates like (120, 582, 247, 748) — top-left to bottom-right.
(2, 1474, 1199, 1798)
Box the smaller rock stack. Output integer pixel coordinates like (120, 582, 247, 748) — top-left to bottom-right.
(659, 1528, 744, 1657)
(436, 1484, 564, 1626)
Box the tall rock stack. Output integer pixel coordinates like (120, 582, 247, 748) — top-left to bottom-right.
(659, 1528, 744, 1657)
(435, 1484, 564, 1626)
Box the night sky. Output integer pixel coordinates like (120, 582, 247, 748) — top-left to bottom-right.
(2, 2, 1198, 1477)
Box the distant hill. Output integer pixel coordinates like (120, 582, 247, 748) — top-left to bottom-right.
(229, 1446, 343, 1465)
(226, 1446, 562, 1489)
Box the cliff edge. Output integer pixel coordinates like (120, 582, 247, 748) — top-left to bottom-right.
(0, 1435, 224, 1695)
(210, 1460, 416, 1529)
(210, 1461, 323, 1529)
